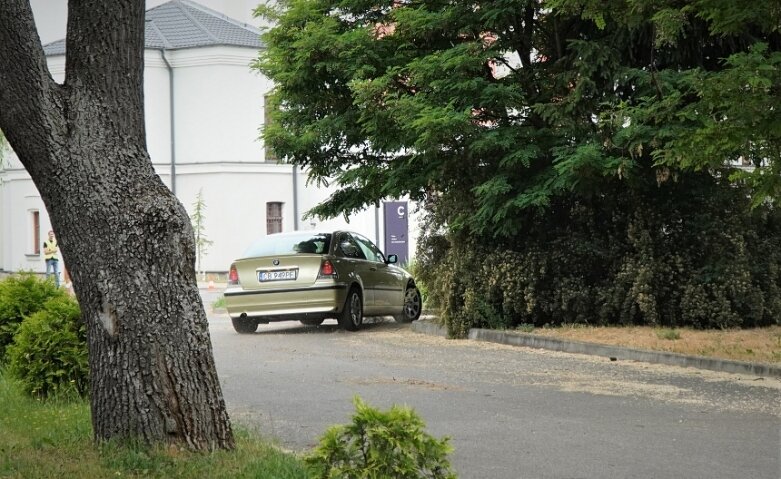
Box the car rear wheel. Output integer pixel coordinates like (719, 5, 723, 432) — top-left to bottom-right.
(232, 317, 258, 334)
(338, 287, 363, 331)
(300, 318, 325, 326)
(394, 286, 422, 323)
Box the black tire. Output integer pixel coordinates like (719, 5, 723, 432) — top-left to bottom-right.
(300, 318, 325, 326)
(338, 287, 363, 331)
(232, 317, 258, 334)
(394, 286, 422, 323)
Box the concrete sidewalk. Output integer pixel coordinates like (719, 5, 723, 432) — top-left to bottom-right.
(411, 320, 781, 378)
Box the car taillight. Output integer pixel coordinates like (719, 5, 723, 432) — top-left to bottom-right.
(228, 264, 239, 285)
(318, 260, 336, 279)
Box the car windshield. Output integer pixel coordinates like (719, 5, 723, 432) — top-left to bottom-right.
(242, 232, 332, 258)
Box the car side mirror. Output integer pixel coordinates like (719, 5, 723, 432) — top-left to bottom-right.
(386, 254, 398, 264)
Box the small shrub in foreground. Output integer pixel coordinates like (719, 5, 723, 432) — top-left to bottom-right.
(0, 272, 66, 360)
(7, 295, 88, 399)
(305, 396, 456, 479)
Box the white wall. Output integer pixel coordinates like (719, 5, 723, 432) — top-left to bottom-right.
(144, 51, 173, 167)
(0, 162, 57, 273)
(164, 47, 270, 165)
(177, 163, 294, 271)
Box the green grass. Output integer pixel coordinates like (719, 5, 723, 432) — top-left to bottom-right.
(0, 372, 308, 478)
(516, 324, 535, 333)
(655, 328, 682, 340)
(212, 296, 226, 309)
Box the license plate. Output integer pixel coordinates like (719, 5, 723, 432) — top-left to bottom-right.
(258, 269, 298, 282)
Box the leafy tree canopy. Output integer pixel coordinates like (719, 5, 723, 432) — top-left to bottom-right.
(254, 0, 780, 236)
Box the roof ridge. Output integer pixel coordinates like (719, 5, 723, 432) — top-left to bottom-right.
(178, 0, 261, 35)
(175, 0, 220, 43)
(146, 19, 173, 49)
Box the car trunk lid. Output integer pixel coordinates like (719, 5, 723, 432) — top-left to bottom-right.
(234, 254, 326, 290)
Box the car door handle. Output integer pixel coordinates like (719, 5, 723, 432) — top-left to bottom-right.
(369, 267, 377, 271)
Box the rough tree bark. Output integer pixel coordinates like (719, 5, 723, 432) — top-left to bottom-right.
(0, 0, 234, 450)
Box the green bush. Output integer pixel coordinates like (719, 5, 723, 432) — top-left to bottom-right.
(417, 174, 781, 336)
(305, 396, 456, 479)
(407, 259, 430, 309)
(0, 273, 66, 360)
(7, 295, 88, 399)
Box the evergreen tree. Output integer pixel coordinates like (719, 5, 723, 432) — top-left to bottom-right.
(255, 1, 780, 333)
(190, 189, 214, 280)
(255, 0, 779, 235)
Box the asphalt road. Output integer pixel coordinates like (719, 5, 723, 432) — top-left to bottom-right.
(204, 292, 781, 479)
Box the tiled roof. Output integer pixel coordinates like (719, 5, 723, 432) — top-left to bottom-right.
(43, 0, 263, 56)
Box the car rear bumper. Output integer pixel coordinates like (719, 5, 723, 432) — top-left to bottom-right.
(224, 283, 348, 320)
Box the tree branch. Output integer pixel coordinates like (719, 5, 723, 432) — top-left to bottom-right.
(66, 0, 146, 140)
(0, 0, 63, 164)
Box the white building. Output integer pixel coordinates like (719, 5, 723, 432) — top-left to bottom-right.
(0, 0, 417, 278)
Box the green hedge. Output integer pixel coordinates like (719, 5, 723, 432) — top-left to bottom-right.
(417, 175, 781, 336)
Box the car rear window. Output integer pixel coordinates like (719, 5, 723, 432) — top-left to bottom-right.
(242, 233, 332, 258)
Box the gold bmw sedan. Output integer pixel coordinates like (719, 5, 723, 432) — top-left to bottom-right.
(224, 230, 422, 333)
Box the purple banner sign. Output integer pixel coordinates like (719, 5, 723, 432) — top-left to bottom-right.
(383, 201, 409, 265)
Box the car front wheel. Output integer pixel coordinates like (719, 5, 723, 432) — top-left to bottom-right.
(338, 287, 363, 331)
(394, 286, 422, 323)
(232, 317, 258, 334)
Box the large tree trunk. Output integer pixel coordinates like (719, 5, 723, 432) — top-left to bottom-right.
(0, 0, 234, 450)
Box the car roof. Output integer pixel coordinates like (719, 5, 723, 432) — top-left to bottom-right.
(234, 230, 382, 261)
(262, 230, 361, 237)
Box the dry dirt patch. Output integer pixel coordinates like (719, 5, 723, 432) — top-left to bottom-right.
(359, 328, 781, 415)
(523, 325, 781, 365)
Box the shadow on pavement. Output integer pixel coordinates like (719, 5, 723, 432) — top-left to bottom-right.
(248, 317, 409, 336)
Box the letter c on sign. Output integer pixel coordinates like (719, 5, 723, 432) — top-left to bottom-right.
(397, 206, 406, 217)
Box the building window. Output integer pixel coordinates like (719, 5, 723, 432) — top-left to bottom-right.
(264, 95, 278, 163)
(267, 202, 283, 234)
(31, 210, 40, 255)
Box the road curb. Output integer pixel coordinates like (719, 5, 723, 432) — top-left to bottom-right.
(411, 321, 781, 378)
